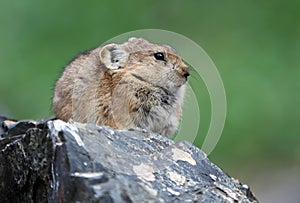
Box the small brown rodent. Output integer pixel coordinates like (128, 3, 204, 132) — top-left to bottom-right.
(52, 38, 189, 137)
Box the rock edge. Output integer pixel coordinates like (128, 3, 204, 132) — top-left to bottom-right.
(0, 117, 258, 202)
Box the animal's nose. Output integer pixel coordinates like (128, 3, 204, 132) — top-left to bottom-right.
(181, 66, 190, 78)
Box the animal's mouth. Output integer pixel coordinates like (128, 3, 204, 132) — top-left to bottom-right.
(180, 66, 190, 79)
(175, 69, 189, 83)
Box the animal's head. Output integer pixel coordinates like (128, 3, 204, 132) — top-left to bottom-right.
(99, 38, 189, 91)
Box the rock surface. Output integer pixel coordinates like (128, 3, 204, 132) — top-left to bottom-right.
(0, 117, 258, 202)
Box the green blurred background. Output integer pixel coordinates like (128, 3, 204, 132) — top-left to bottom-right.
(0, 1, 299, 201)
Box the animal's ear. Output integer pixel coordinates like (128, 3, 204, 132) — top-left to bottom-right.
(99, 43, 129, 70)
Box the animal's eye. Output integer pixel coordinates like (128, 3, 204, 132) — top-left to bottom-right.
(154, 52, 165, 61)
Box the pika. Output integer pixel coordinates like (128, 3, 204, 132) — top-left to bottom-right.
(52, 38, 189, 137)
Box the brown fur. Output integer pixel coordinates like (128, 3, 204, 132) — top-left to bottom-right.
(52, 38, 189, 137)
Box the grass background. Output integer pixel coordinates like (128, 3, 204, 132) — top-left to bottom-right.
(0, 1, 299, 201)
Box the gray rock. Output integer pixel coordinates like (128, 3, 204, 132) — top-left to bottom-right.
(0, 118, 258, 202)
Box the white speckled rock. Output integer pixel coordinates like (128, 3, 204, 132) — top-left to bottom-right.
(0, 118, 258, 202)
